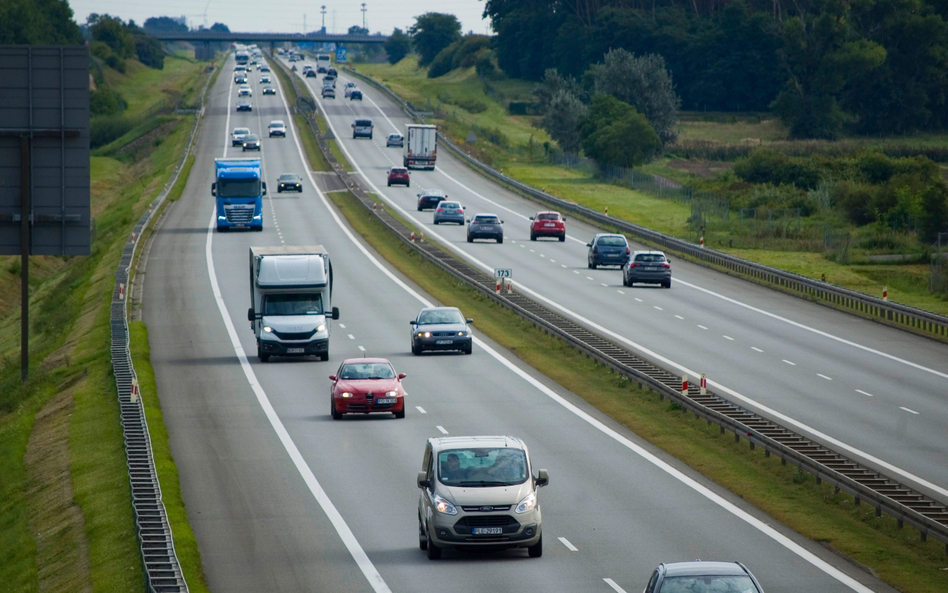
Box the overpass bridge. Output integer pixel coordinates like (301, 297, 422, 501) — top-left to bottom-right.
(153, 31, 388, 59)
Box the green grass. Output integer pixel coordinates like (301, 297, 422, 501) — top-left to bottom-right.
(169, 155, 196, 202)
(327, 189, 948, 593)
(129, 323, 209, 593)
(105, 57, 207, 119)
(293, 113, 331, 172)
(327, 139, 353, 171)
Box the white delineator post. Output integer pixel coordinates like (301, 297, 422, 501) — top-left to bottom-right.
(883, 286, 888, 301)
(700, 373, 707, 395)
(504, 278, 513, 294)
(496, 278, 501, 294)
(681, 375, 689, 396)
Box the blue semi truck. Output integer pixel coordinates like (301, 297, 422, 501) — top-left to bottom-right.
(212, 157, 266, 231)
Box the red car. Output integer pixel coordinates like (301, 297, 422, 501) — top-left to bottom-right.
(530, 211, 566, 241)
(329, 358, 407, 419)
(387, 166, 410, 187)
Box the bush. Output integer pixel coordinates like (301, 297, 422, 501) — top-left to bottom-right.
(90, 87, 126, 116)
(733, 150, 821, 189)
(475, 50, 496, 78)
(580, 94, 661, 167)
(427, 42, 457, 78)
(105, 55, 126, 73)
(452, 35, 491, 70)
(455, 97, 487, 113)
(90, 115, 134, 149)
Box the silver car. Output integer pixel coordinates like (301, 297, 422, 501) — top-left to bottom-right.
(642, 561, 764, 593)
(433, 201, 464, 225)
(417, 436, 548, 559)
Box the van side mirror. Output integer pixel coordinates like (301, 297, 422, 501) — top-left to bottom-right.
(261, 182, 267, 195)
(247, 307, 254, 321)
(331, 306, 340, 320)
(417, 471, 429, 489)
(535, 469, 549, 487)
(211, 182, 217, 196)
(398, 373, 407, 380)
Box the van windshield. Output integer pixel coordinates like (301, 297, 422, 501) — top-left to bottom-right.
(438, 448, 528, 487)
(263, 293, 323, 315)
(217, 178, 261, 198)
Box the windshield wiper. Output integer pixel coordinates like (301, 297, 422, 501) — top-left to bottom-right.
(459, 480, 508, 487)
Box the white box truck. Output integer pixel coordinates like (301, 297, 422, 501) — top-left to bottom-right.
(247, 245, 339, 362)
(403, 124, 437, 170)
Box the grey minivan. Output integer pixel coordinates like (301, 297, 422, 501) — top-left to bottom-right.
(352, 119, 373, 139)
(417, 436, 548, 559)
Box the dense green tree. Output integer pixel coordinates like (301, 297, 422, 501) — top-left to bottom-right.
(90, 15, 136, 59)
(543, 90, 587, 153)
(209, 22, 230, 33)
(348, 25, 369, 35)
(384, 28, 412, 64)
(143, 16, 188, 33)
(533, 69, 585, 112)
(580, 94, 661, 167)
(409, 13, 461, 66)
(0, 0, 83, 44)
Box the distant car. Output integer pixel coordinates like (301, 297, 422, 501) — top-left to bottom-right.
(260, 75, 271, 83)
(349, 89, 362, 101)
(277, 173, 302, 192)
(302, 64, 313, 72)
(344, 82, 356, 96)
(587, 233, 630, 269)
(329, 358, 407, 419)
(386, 133, 404, 148)
(642, 561, 764, 593)
(234, 75, 247, 84)
(259, 64, 271, 72)
(623, 250, 671, 288)
(433, 201, 464, 225)
(323, 75, 336, 88)
(238, 85, 252, 97)
(316, 65, 328, 74)
(306, 69, 317, 78)
(241, 133, 261, 151)
(262, 86, 276, 95)
(529, 211, 566, 242)
(231, 127, 251, 146)
(268, 120, 286, 137)
(410, 307, 473, 355)
(321, 86, 335, 99)
(327, 67, 338, 77)
(467, 214, 504, 243)
(236, 100, 253, 112)
(387, 167, 410, 187)
(417, 189, 447, 211)
(352, 119, 373, 139)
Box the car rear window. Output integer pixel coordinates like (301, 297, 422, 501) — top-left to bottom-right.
(597, 236, 627, 246)
(440, 202, 460, 209)
(537, 213, 560, 220)
(474, 216, 500, 224)
(355, 120, 373, 127)
(635, 254, 666, 263)
(234, 128, 249, 134)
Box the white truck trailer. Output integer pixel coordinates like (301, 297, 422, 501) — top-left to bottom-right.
(248, 245, 339, 362)
(403, 124, 438, 170)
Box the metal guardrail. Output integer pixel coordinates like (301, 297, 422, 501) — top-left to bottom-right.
(329, 65, 948, 553)
(344, 68, 948, 341)
(109, 61, 214, 593)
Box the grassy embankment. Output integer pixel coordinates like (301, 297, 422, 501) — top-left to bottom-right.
(320, 185, 948, 593)
(0, 56, 211, 593)
(355, 58, 948, 316)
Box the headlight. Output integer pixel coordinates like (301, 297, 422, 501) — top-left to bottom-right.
(316, 324, 326, 332)
(433, 494, 457, 515)
(457, 331, 466, 336)
(515, 492, 537, 514)
(384, 391, 397, 397)
(263, 326, 273, 333)
(423, 332, 431, 338)
(341, 392, 352, 398)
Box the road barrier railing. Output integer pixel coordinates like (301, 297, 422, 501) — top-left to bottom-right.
(309, 62, 948, 553)
(109, 60, 215, 593)
(344, 67, 948, 342)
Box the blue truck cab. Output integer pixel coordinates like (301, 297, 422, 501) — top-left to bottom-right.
(212, 157, 266, 231)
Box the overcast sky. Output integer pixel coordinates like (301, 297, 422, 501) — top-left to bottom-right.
(68, 0, 492, 35)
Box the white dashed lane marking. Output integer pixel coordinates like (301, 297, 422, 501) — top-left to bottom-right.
(674, 315, 684, 320)
(348, 334, 355, 340)
(436, 425, 449, 434)
(697, 325, 708, 330)
(817, 373, 833, 381)
(603, 578, 627, 593)
(358, 345, 366, 352)
(900, 407, 919, 415)
(783, 359, 796, 366)
(751, 347, 763, 352)
(722, 335, 734, 341)
(856, 389, 874, 397)
(558, 537, 578, 551)
(653, 306, 663, 311)
(416, 406, 427, 414)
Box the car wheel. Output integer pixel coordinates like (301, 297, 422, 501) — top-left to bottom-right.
(463, 343, 472, 355)
(406, 182, 410, 187)
(257, 342, 269, 363)
(497, 236, 503, 244)
(528, 535, 543, 558)
(387, 181, 392, 186)
(419, 516, 428, 550)
(589, 260, 597, 270)
(622, 274, 628, 287)
(394, 407, 405, 419)
(331, 399, 342, 420)
(417, 205, 423, 211)
(559, 234, 566, 242)
(320, 351, 329, 361)
(530, 232, 536, 241)
(663, 279, 672, 289)
(369, 133, 373, 139)
(411, 342, 421, 355)
(467, 235, 473, 243)
(426, 531, 442, 560)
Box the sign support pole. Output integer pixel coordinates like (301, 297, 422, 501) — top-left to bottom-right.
(20, 136, 30, 382)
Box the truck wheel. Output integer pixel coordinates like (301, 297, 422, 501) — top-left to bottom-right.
(257, 343, 269, 363)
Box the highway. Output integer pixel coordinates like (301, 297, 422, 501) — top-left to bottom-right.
(288, 59, 948, 505)
(139, 52, 897, 592)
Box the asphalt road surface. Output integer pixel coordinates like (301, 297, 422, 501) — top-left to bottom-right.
(141, 53, 899, 593)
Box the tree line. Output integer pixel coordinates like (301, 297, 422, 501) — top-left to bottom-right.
(485, 0, 948, 139)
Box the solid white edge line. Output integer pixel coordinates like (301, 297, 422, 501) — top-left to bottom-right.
(201, 56, 393, 593)
(603, 578, 627, 593)
(557, 537, 578, 551)
(300, 66, 880, 592)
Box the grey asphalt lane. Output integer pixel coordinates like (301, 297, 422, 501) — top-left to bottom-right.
(141, 53, 897, 593)
(296, 63, 948, 503)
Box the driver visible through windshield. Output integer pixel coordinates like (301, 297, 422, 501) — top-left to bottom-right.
(339, 362, 396, 380)
(263, 293, 323, 316)
(438, 448, 528, 487)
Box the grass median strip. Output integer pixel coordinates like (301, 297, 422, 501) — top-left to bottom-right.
(293, 113, 331, 172)
(328, 189, 948, 593)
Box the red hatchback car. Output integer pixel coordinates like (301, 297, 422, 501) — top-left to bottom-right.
(530, 211, 566, 241)
(387, 166, 410, 187)
(329, 358, 407, 419)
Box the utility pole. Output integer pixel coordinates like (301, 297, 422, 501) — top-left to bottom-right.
(321, 5, 327, 31)
(303, 13, 307, 33)
(361, 3, 367, 33)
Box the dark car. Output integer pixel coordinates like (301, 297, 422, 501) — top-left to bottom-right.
(467, 214, 504, 243)
(433, 201, 464, 225)
(241, 133, 261, 151)
(643, 561, 764, 593)
(349, 89, 362, 100)
(530, 211, 566, 242)
(587, 233, 630, 269)
(410, 307, 473, 355)
(387, 166, 410, 187)
(623, 250, 671, 288)
(416, 189, 447, 211)
(236, 100, 252, 112)
(327, 67, 338, 77)
(277, 173, 302, 193)
(262, 86, 276, 95)
(305, 69, 317, 78)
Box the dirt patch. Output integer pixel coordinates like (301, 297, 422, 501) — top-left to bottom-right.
(24, 384, 93, 593)
(667, 159, 733, 179)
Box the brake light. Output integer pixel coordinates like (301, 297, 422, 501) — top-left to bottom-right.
(437, 208, 443, 212)
(628, 263, 636, 268)
(661, 263, 671, 268)
(625, 247, 631, 255)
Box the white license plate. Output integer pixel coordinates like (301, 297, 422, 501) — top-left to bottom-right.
(544, 223, 555, 227)
(286, 348, 305, 354)
(376, 397, 397, 404)
(435, 339, 453, 345)
(472, 527, 503, 535)
(644, 267, 657, 271)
